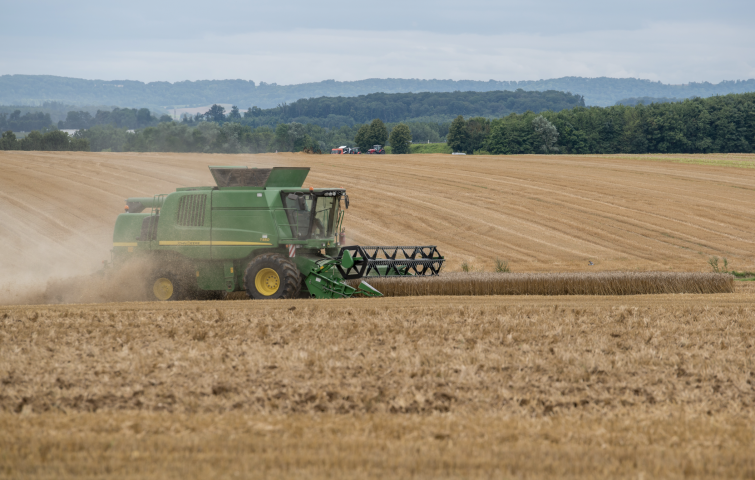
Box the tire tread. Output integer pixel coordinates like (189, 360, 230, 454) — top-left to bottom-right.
(244, 253, 301, 299)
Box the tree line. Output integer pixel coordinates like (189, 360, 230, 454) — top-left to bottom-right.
(1, 106, 174, 132)
(0, 110, 54, 132)
(446, 93, 755, 155)
(180, 90, 584, 128)
(3, 92, 753, 155)
(0, 130, 89, 151)
(64, 119, 419, 154)
(48, 113, 448, 153)
(0, 102, 115, 124)
(58, 107, 173, 129)
(66, 122, 339, 154)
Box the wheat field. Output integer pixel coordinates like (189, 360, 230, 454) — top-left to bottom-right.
(3, 152, 755, 478)
(2, 295, 755, 478)
(2, 151, 755, 290)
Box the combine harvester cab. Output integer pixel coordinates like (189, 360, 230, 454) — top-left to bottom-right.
(111, 166, 444, 301)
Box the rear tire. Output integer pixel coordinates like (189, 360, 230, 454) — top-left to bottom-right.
(245, 253, 301, 300)
(148, 270, 185, 301)
(147, 257, 196, 301)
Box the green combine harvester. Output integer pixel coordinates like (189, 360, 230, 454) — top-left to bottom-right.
(111, 166, 444, 300)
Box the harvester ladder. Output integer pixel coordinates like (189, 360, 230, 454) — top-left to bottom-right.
(147, 194, 167, 245)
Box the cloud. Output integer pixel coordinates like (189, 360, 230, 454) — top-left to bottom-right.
(1, 22, 752, 84)
(2, 1, 754, 84)
(6, 0, 754, 38)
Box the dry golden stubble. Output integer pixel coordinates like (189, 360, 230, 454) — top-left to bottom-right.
(2, 297, 755, 479)
(1, 410, 753, 479)
(5, 151, 755, 307)
(1, 300, 753, 416)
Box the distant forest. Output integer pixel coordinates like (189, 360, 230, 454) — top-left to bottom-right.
(1, 75, 754, 108)
(0, 106, 173, 132)
(57, 108, 173, 130)
(448, 93, 755, 155)
(615, 97, 682, 106)
(0, 102, 116, 123)
(0, 110, 54, 132)
(3, 92, 754, 156)
(181, 90, 585, 127)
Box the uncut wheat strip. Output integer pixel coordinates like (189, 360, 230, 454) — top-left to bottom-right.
(356, 272, 734, 296)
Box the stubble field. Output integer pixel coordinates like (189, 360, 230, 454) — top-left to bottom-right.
(2, 151, 755, 478)
(2, 295, 755, 478)
(2, 151, 755, 287)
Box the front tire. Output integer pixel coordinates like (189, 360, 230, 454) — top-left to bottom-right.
(245, 254, 301, 299)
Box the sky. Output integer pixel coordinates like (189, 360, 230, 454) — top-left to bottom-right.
(2, 0, 754, 85)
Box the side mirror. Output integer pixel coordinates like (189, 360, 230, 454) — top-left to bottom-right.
(344, 195, 350, 209)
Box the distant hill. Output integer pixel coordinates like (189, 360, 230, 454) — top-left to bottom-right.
(1, 75, 754, 109)
(234, 90, 585, 127)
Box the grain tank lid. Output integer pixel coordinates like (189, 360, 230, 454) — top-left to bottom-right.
(208, 166, 310, 188)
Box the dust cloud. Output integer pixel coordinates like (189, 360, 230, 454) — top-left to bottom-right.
(0, 235, 150, 305)
(42, 258, 154, 304)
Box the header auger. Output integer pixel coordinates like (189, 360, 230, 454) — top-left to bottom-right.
(110, 166, 444, 301)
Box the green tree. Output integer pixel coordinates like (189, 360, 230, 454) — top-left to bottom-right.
(466, 117, 490, 153)
(40, 130, 71, 151)
(408, 123, 442, 143)
(484, 112, 536, 154)
(273, 123, 310, 152)
(446, 115, 468, 153)
(273, 124, 290, 151)
(532, 115, 559, 153)
(205, 104, 226, 123)
(58, 111, 93, 129)
(69, 137, 90, 151)
(77, 125, 131, 152)
(19, 131, 42, 150)
(354, 124, 371, 151)
(368, 119, 388, 147)
(136, 108, 153, 127)
(388, 123, 412, 154)
(0, 130, 18, 150)
(228, 106, 241, 120)
(244, 106, 263, 118)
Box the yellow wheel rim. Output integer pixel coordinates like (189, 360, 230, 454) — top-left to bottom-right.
(153, 277, 174, 301)
(255, 268, 280, 296)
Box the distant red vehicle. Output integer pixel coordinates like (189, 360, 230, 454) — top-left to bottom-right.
(366, 145, 385, 154)
(331, 146, 361, 154)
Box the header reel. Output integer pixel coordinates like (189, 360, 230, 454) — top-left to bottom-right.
(336, 245, 444, 280)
